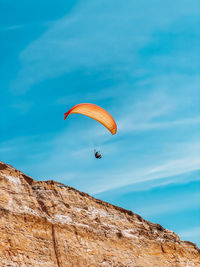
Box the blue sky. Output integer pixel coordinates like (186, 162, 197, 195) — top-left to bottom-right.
(0, 0, 200, 245)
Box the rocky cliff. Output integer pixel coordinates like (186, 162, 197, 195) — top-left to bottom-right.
(0, 161, 199, 267)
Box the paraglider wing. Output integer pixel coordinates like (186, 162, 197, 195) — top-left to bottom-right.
(64, 103, 117, 135)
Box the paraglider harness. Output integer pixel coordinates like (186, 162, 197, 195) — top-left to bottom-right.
(94, 149, 102, 159)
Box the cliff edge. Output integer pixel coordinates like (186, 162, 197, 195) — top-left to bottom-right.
(0, 161, 199, 267)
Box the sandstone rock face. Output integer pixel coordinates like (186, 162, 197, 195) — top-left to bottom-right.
(0, 161, 199, 267)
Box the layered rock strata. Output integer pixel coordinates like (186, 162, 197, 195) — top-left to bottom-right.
(0, 161, 199, 266)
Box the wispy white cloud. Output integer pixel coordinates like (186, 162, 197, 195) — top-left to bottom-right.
(178, 227, 200, 241)
(11, 0, 199, 93)
(137, 192, 200, 217)
(119, 116, 200, 133)
(91, 158, 200, 194)
(117, 74, 200, 133)
(0, 25, 24, 32)
(90, 140, 200, 194)
(0, 21, 55, 33)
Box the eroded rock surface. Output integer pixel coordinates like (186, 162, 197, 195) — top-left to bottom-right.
(0, 161, 199, 266)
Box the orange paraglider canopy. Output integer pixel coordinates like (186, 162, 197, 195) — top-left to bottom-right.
(64, 103, 117, 135)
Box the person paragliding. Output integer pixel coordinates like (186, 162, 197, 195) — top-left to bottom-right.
(64, 103, 117, 157)
(94, 149, 102, 159)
